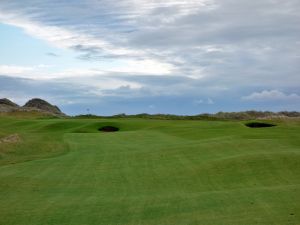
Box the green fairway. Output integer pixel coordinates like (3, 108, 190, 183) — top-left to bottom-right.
(0, 117, 299, 225)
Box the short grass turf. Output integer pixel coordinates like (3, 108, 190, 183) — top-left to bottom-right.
(0, 117, 299, 225)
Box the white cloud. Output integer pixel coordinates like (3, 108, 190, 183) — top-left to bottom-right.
(207, 98, 214, 104)
(0, 10, 142, 58)
(0, 65, 55, 78)
(0, 65, 86, 79)
(0, 64, 98, 79)
(0, 65, 35, 75)
(242, 90, 300, 101)
(70, 77, 142, 94)
(0, 59, 173, 80)
(0, 0, 217, 78)
(194, 98, 214, 105)
(0, 0, 299, 111)
(111, 59, 174, 75)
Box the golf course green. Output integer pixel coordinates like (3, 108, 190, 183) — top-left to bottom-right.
(0, 117, 299, 225)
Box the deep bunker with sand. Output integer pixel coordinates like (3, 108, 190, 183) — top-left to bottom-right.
(245, 122, 276, 128)
(98, 126, 119, 132)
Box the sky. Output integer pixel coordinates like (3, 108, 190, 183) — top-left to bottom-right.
(0, 0, 299, 115)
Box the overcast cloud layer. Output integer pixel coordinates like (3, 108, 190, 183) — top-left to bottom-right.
(0, 0, 299, 115)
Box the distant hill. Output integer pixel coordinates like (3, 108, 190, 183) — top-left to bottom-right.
(75, 111, 300, 120)
(23, 98, 63, 115)
(0, 98, 19, 107)
(0, 98, 65, 116)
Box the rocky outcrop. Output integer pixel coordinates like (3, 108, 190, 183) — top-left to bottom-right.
(23, 98, 63, 115)
(0, 98, 65, 116)
(0, 98, 19, 107)
(0, 98, 20, 113)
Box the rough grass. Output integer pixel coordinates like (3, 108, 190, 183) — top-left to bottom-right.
(0, 117, 299, 225)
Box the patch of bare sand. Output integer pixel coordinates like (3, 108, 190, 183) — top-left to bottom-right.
(0, 134, 21, 144)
